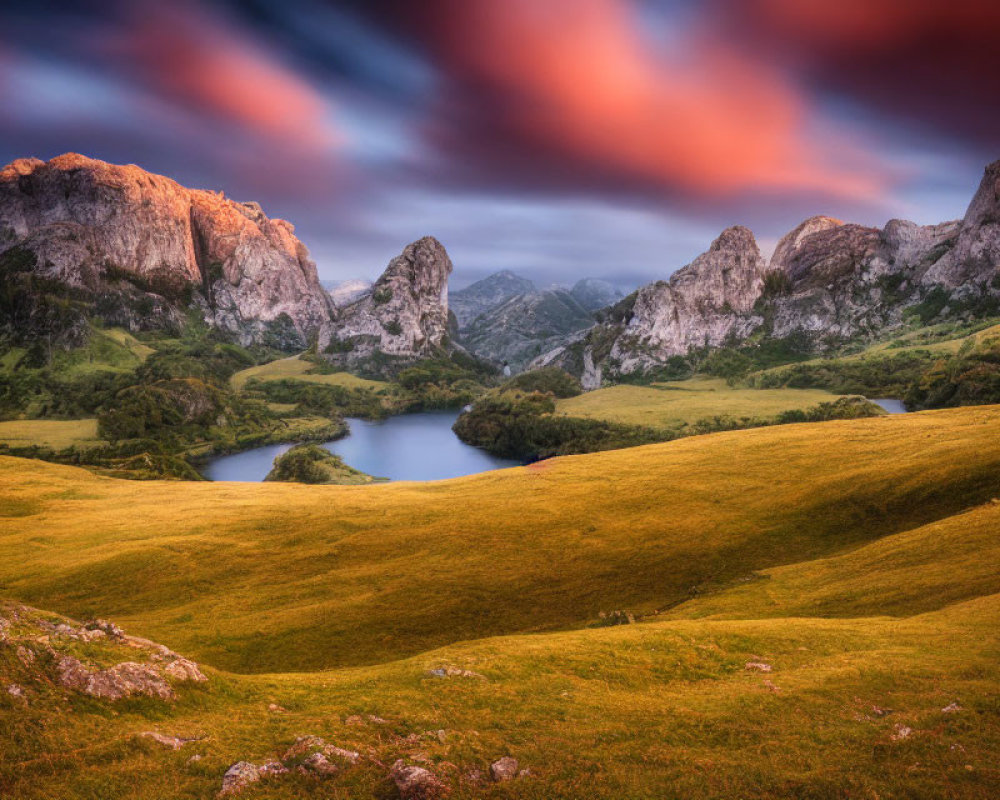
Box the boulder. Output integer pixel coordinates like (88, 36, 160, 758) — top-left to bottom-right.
(390, 760, 449, 800)
(489, 757, 519, 782)
(220, 762, 260, 795)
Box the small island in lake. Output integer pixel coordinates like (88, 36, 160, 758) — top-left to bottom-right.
(264, 444, 382, 485)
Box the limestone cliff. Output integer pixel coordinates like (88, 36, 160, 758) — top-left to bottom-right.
(534, 160, 1000, 382)
(0, 153, 333, 347)
(324, 236, 453, 368)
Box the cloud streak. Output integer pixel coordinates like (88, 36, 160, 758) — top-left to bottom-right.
(377, 0, 886, 202)
(96, 0, 341, 151)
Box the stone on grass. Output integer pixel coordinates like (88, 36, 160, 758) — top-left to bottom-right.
(890, 724, 912, 741)
(426, 665, 484, 679)
(744, 662, 772, 672)
(163, 658, 207, 683)
(390, 759, 449, 799)
(140, 732, 189, 750)
(220, 762, 260, 795)
(57, 656, 174, 701)
(490, 757, 519, 782)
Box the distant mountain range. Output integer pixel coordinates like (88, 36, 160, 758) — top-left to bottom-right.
(450, 272, 625, 367)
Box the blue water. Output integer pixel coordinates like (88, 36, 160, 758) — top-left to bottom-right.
(871, 398, 908, 414)
(201, 410, 518, 482)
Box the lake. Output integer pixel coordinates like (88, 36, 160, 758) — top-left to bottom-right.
(201, 410, 519, 482)
(871, 398, 908, 414)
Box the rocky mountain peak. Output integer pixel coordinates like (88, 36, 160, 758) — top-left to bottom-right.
(326, 236, 454, 368)
(924, 159, 1000, 288)
(0, 153, 334, 347)
(709, 224, 759, 254)
(769, 216, 844, 273)
(450, 269, 536, 327)
(379, 235, 452, 304)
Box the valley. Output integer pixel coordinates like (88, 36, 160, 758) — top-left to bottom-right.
(2, 153, 1000, 799)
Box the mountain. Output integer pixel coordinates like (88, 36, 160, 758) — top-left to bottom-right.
(324, 236, 454, 370)
(569, 278, 625, 311)
(0, 155, 462, 368)
(324, 278, 373, 307)
(535, 160, 1000, 382)
(0, 153, 334, 349)
(449, 270, 536, 327)
(460, 288, 594, 369)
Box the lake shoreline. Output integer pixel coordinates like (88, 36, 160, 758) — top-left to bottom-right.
(202, 409, 520, 483)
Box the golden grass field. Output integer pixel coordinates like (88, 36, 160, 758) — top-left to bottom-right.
(1, 406, 999, 798)
(555, 376, 847, 429)
(230, 356, 387, 392)
(0, 418, 104, 450)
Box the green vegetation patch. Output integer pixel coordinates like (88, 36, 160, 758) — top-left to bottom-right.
(265, 443, 378, 485)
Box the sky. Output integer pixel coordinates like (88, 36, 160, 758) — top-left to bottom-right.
(0, 0, 997, 290)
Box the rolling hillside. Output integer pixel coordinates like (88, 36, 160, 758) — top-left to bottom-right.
(1, 407, 999, 798)
(2, 406, 999, 674)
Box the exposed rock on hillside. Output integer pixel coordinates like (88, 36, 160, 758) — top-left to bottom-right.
(922, 160, 1000, 289)
(541, 226, 765, 378)
(324, 278, 373, 306)
(325, 236, 453, 370)
(0, 601, 206, 704)
(450, 269, 536, 327)
(535, 161, 1000, 381)
(0, 154, 334, 350)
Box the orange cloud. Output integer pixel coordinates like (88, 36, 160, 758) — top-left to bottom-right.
(102, 0, 339, 150)
(421, 0, 882, 199)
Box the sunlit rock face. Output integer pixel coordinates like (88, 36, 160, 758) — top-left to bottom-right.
(0, 153, 334, 346)
(325, 236, 454, 366)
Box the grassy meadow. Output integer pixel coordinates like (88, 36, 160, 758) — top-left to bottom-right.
(1, 406, 999, 798)
(230, 356, 388, 392)
(555, 376, 844, 430)
(0, 418, 104, 450)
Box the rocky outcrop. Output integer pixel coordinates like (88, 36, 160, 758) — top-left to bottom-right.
(450, 269, 536, 327)
(390, 760, 449, 800)
(324, 236, 453, 369)
(0, 601, 207, 704)
(0, 153, 334, 347)
(535, 160, 1000, 381)
(324, 278, 373, 307)
(549, 226, 765, 377)
(611, 226, 765, 369)
(921, 160, 1000, 289)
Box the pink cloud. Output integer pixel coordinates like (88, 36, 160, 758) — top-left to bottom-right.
(98, 0, 340, 151)
(415, 0, 884, 200)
